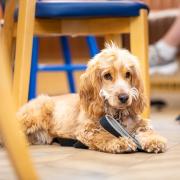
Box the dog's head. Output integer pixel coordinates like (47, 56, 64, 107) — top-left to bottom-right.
(80, 43, 146, 119)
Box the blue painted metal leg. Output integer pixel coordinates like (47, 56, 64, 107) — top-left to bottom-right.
(86, 36, 100, 57)
(60, 36, 76, 93)
(28, 37, 39, 100)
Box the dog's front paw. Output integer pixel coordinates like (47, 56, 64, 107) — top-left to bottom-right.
(140, 135, 167, 153)
(109, 137, 137, 153)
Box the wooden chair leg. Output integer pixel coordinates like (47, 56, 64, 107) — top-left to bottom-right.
(0, 30, 38, 180)
(13, 0, 36, 109)
(105, 34, 123, 48)
(2, 0, 16, 82)
(130, 9, 150, 118)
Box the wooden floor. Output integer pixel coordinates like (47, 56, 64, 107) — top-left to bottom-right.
(0, 102, 180, 180)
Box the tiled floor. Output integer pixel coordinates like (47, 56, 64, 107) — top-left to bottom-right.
(0, 103, 180, 180)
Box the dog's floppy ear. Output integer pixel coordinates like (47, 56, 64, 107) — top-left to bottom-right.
(79, 60, 104, 119)
(131, 60, 147, 115)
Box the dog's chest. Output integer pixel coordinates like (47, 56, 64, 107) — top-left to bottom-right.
(118, 116, 139, 134)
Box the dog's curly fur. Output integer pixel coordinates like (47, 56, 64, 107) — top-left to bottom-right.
(14, 44, 167, 153)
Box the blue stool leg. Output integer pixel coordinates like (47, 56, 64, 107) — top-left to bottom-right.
(60, 36, 76, 93)
(86, 36, 100, 57)
(28, 37, 39, 100)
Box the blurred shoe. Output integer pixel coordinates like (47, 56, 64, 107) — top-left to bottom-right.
(149, 45, 178, 75)
(175, 115, 180, 121)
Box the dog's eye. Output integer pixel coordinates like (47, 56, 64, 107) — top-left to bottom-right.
(104, 73, 112, 80)
(125, 71, 131, 79)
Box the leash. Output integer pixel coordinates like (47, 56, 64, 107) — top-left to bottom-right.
(54, 115, 142, 151)
(100, 115, 142, 151)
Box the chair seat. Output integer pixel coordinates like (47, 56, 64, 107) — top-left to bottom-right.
(36, 1, 149, 18)
(15, 1, 149, 20)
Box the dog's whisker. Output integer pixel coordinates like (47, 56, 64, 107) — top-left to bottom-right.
(129, 87, 139, 101)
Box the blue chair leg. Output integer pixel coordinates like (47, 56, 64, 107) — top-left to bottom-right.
(60, 36, 76, 93)
(86, 36, 100, 57)
(29, 36, 98, 97)
(28, 37, 39, 100)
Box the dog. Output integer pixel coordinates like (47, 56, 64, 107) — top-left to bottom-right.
(16, 43, 167, 153)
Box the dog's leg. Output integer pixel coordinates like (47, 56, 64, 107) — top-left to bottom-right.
(135, 119, 167, 153)
(76, 122, 137, 153)
(136, 130, 167, 153)
(16, 95, 54, 145)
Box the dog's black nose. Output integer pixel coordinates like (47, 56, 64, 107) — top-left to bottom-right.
(118, 94, 129, 104)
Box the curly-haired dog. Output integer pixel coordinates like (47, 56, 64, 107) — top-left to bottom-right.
(16, 44, 167, 153)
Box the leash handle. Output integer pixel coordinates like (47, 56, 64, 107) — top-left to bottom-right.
(100, 115, 142, 150)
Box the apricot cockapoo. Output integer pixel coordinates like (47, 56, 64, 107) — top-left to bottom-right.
(16, 44, 167, 153)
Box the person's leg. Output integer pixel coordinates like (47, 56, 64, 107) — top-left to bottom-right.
(163, 15, 180, 47)
(149, 14, 180, 75)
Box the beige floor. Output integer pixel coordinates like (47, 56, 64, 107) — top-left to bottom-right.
(0, 102, 180, 180)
